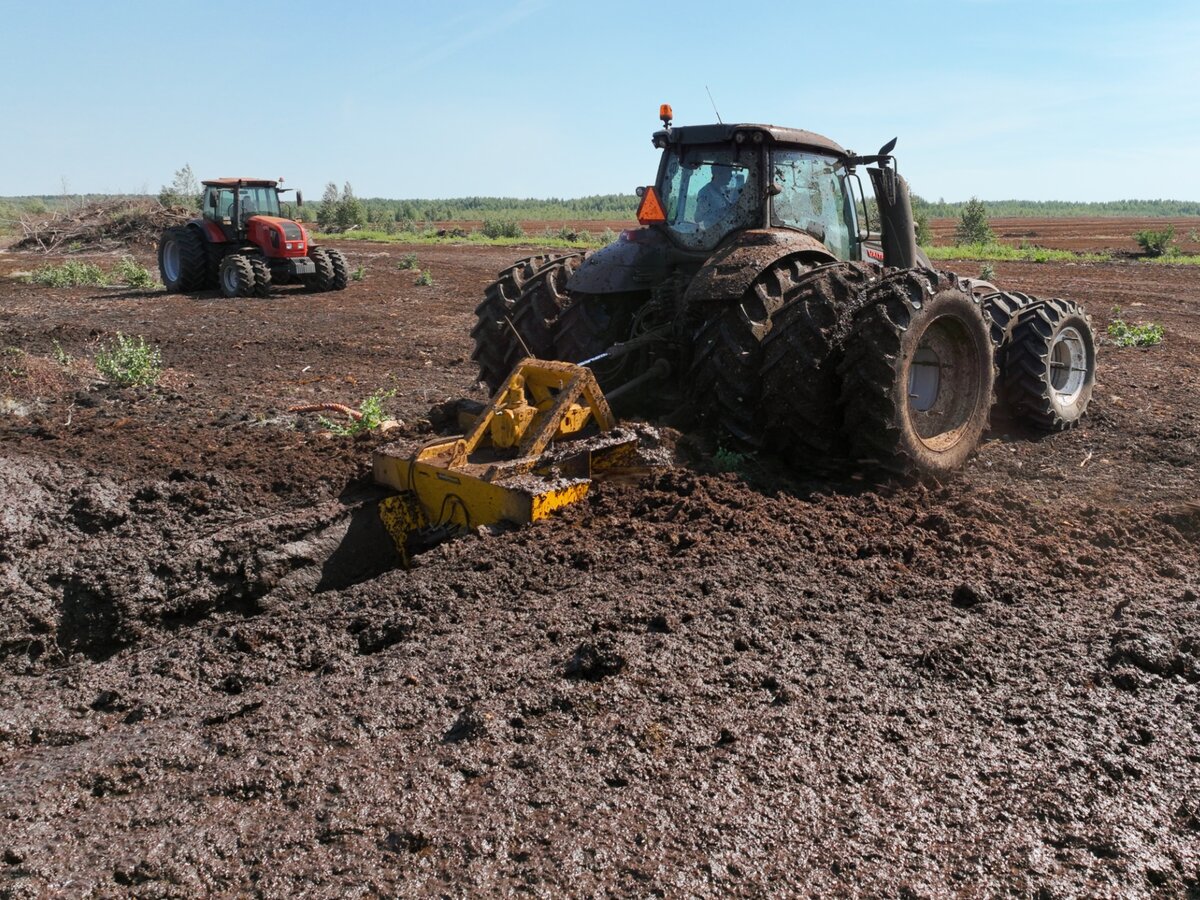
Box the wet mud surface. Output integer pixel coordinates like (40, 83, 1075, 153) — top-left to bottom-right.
(1, 237, 1199, 896)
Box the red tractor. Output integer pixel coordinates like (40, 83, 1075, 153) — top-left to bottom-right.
(157, 178, 349, 297)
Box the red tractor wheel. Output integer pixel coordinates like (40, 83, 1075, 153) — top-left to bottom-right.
(218, 254, 256, 298)
(158, 226, 208, 293)
(327, 248, 350, 290)
(306, 247, 335, 292)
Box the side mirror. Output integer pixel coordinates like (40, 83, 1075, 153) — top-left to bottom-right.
(296, 190, 303, 207)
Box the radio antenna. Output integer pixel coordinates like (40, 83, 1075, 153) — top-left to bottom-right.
(705, 85, 723, 124)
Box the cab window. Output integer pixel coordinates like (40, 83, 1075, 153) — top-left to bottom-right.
(770, 150, 854, 259)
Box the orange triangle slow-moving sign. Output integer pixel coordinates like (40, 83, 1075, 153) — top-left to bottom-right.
(637, 187, 666, 224)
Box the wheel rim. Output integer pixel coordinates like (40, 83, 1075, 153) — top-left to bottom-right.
(221, 263, 240, 295)
(1049, 325, 1087, 404)
(906, 315, 980, 452)
(163, 240, 180, 282)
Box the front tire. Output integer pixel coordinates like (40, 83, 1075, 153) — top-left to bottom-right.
(306, 246, 335, 292)
(327, 248, 349, 290)
(839, 269, 995, 478)
(158, 226, 207, 293)
(218, 253, 256, 298)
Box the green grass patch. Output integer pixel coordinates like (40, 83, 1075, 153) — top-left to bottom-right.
(94, 333, 162, 386)
(27, 256, 160, 288)
(1107, 308, 1164, 347)
(925, 243, 1110, 263)
(29, 260, 108, 287)
(1147, 252, 1200, 265)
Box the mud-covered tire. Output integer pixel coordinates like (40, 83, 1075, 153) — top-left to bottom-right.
(500, 253, 588, 376)
(758, 262, 878, 465)
(327, 248, 350, 291)
(472, 253, 578, 391)
(247, 256, 271, 298)
(687, 258, 812, 446)
(839, 269, 995, 479)
(981, 290, 1036, 349)
(1003, 297, 1096, 431)
(158, 226, 208, 293)
(218, 253, 256, 299)
(980, 290, 1036, 414)
(306, 246, 335, 292)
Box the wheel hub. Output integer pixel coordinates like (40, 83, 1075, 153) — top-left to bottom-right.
(1049, 325, 1087, 404)
(163, 241, 180, 282)
(906, 315, 979, 452)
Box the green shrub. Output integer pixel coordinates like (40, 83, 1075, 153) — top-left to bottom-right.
(397, 253, 418, 270)
(980, 263, 995, 281)
(94, 333, 162, 386)
(1107, 308, 1164, 348)
(713, 446, 747, 473)
(1133, 225, 1175, 258)
(914, 210, 932, 247)
(320, 389, 395, 436)
(351, 264, 367, 281)
(29, 260, 108, 287)
(954, 197, 994, 246)
(111, 256, 157, 289)
(480, 219, 524, 239)
(415, 270, 434, 286)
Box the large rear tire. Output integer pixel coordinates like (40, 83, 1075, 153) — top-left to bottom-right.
(758, 262, 877, 466)
(501, 253, 588, 375)
(472, 253, 578, 391)
(839, 269, 995, 479)
(158, 226, 208, 293)
(1003, 297, 1096, 431)
(218, 253, 256, 299)
(687, 257, 812, 446)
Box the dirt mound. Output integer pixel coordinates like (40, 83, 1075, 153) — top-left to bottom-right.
(12, 199, 191, 253)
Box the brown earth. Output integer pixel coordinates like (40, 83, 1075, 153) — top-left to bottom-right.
(929, 216, 1200, 255)
(1, 231, 1199, 897)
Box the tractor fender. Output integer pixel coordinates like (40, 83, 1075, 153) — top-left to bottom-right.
(682, 229, 838, 305)
(565, 228, 674, 294)
(186, 217, 225, 244)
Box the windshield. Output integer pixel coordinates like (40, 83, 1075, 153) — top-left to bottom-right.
(769, 150, 854, 259)
(205, 185, 281, 223)
(658, 145, 758, 250)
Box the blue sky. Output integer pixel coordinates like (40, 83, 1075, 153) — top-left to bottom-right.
(4, 0, 1197, 202)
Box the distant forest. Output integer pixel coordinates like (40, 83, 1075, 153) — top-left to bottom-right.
(3, 192, 1200, 234)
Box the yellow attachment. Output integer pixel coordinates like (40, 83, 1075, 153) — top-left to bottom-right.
(373, 358, 633, 563)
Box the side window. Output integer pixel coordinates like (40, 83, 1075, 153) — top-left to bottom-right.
(205, 188, 234, 222)
(771, 150, 852, 259)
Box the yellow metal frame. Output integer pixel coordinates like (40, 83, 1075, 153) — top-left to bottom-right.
(373, 359, 633, 563)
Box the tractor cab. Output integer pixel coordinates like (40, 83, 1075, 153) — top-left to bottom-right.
(201, 179, 285, 240)
(642, 108, 861, 259)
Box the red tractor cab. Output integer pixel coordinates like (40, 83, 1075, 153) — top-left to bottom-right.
(158, 178, 349, 297)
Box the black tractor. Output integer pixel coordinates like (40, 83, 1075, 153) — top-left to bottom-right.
(472, 106, 1097, 478)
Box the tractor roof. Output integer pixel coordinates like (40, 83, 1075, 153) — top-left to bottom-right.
(202, 178, 280, 188)
(654, 124, 848, 158)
